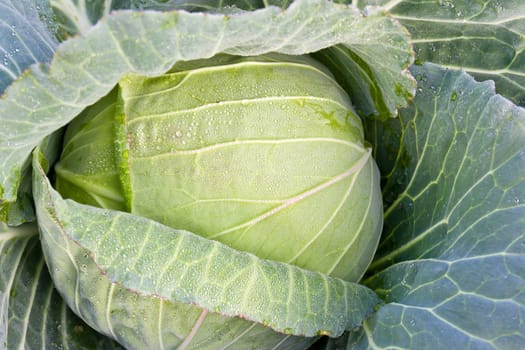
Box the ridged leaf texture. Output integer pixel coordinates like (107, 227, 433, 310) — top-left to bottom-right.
(33, 151, 379, 347)
(0, 223, 124, 349)
(343, 63, 525, 349)
(358, 0, 525, 107)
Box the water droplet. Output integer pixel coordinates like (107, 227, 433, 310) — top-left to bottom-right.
(175, 131, 182, 137)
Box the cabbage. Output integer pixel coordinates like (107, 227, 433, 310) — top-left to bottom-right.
(1, 0, 524, 349)
(54, 54, 382, 281)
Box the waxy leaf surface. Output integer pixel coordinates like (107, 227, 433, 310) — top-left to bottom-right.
(346, 63, 525, 349)
(33, 151, 379, 346)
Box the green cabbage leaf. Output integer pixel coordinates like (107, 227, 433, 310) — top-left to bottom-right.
(342, 62, 525, 350)
(0, 0, 524, 349)
(359, 0, 525, 107)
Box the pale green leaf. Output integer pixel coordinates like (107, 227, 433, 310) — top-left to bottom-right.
(32, 150, 378, 347)
(313, 7, 415, 119)
(49, 0, 244, 39)
(348, 63, 525, 349)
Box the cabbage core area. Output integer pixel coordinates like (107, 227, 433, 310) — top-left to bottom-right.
(54, 54, 383, 282)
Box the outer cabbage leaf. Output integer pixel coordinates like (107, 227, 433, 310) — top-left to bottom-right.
(312, 6, 415, 119)
(49, 0, 260, 39)
(0, 0, 58, 223)
(0, 223, 123, 349)
(358, 0, 525, 107)
(342, 64, 525, 349)
(0, 0, 414, 218)
(0, 0, 57, 93)
(32, 149, 379, 348)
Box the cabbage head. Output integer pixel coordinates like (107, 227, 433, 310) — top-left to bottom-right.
(54, 53, 383, 282)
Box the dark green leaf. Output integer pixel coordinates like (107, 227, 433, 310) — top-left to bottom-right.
(0, 0, 60, 224)
(355, 63, 525, 349)
(0, 223, 123, 349)
(0, 0, 57, 94)
(359, 0, 525, 107)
